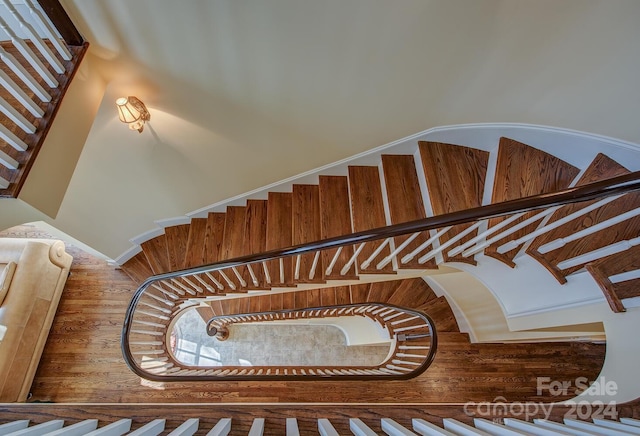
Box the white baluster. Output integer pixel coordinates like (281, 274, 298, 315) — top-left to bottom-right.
(318, 419, 340, 436)
(0, 148, 18, 169)
(412, 418, 456, 436)
(262, 261, 271, 284)
(376, 232, 421, 269)
(0, 96, 36, 133)
(448, 215, 521, 257)
(0, 16, 58, 87)
(308, 251, 320, 280)
(341, 242, 366, 275)
(0, 122, 28, 152)
(192, 274, 214, 292)
(400, 226, 452, 264)
(0, 420, 29, 434)
(204, 418, 231, 436)
(181, 276, 203, 293)
(0, 69, 43, 117)
(45, 419, 98, 436)
(325, 246, 343, 276)
(294, 254, 301, 280)
(24, 0, 72, 60)
(563, 418, 633, 436)
(167, 419, 199, 436)
(0, 0, 65, 73)
(417, 222, 482, 264)
(204, 272, 225, 290)
(0, 176, 8, 189)
(158, 280, 185, 295)
(218, 270, 237, 290)
(171, 278, 196, 295)
(8, 420, 64, 436)
(350, 419, 378, 436)
(498, 195, 623, 254)
(539, 207, 640, 254)
(279, 258, 285, 283)
(473, 419, 528, 435)
(361, 237, 392, 269)
(610, 269, 640, 283)
(381, 418, 418, 435)
(127, 419, 165, 436)
(0, 46, 50, 101)
(502, 418, 565, 435)
(442, 419, 491, 435)
(286, 418, 300, 436)
(231, 266, 247, 287)
(150, 284, 179, 299)
(557, 235, 640, 270)
(462, 208, 557, 257)
(248, 419, 265, 436)
(246, 264, 259, 287)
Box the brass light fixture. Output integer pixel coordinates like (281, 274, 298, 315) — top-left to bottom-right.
(116, 96, 150, 133)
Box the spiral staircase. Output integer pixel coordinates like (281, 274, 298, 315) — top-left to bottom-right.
(114, 124, 640, 399)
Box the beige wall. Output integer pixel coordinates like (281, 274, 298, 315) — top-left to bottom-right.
(19, 49, 106, 219)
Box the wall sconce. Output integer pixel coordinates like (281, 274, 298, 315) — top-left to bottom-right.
(115, 96, 150, 133)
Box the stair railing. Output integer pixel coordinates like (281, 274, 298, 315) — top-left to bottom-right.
(133, 303, 436, 381)
(0, 0, 87, 197)
(122, 170, 640, 380)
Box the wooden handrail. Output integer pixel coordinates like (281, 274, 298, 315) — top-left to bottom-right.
(125, 303, 437, 382)
(135, 170, 640, 286)
(36, 0, 84, 46)
(122, 170, 640, 381)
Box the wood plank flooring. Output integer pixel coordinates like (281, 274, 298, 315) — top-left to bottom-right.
(0, 225, 607, 405)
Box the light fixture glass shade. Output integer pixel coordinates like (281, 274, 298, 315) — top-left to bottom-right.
(115, 96, 150, 133)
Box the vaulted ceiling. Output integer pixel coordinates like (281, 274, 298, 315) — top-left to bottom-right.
(18, 0, 640, 259)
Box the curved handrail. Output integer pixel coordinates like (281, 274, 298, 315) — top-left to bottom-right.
(127, 303, 437, 381)
(122, 170, 640, 380)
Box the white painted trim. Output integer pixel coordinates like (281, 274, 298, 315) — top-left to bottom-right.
(117, 123, 640, 260)
(130, 227, 164, 245)
(422, 276, 475, 342)
(505, 296, 605, 319)
(112, 244, 142, 266)
(155, 216, 192, 228)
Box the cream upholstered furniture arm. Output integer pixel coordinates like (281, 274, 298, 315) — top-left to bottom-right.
(0, 238, 72, 402)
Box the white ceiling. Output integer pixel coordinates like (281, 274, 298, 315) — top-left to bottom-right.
(24, 0, 640, 259)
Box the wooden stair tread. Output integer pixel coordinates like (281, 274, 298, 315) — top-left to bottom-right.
(367, 280, 401, 303)
(243, 200, 269, 290)
(334, 286, 351, 305)
(381, 154, 437, 270)
(527, 153, 640, 281)
(386, 278, 436, 308)
(220, 206, 247, 291)
(183, 218, 208, 268)
(586, 243, 640, 312)
(484, 137, 580, 266)
(266, 192, 294, 286)
(0, 42, 87, 198)
(121, 251, 154, 285)
(292, 184, 324, 283)
(199, 212, 227, 293)
(349, 283, 370, 303)
(140, 234, 171, 274)
(164, 224, 190, 271)
(417, 296, 460, 333)
(348, 166, 394, 274)
(319, 176, 357, 279)
(270, 293, 284, 311)
(319, 287, 337, 306)
(419, 141, 489, 265)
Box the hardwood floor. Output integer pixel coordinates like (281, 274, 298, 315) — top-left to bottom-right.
(1, 225, 606, 404)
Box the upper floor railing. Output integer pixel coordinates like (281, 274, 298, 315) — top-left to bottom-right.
(0, 0, 87, 197)
(127, 303, 437, 382)
(122, 170, 640, 381)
